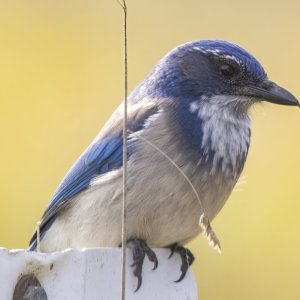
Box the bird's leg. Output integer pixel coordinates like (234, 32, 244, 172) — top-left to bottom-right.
(127, 238, 158, 292)
(168, 243, 195, 282)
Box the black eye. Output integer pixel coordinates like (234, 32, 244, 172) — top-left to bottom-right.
(220, 64, 236, 77)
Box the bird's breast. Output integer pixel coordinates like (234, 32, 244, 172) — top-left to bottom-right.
(42, 105, 252, 250)
(123, 106, 251, 244)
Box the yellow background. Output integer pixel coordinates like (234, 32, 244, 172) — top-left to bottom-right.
(0, 1, 299, 299)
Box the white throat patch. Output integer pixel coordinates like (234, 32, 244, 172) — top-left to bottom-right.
(190, 95, 251, 175)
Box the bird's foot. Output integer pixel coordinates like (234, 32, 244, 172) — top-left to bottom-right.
(127, 239, 158, 292)
(168, 243, 195, 282)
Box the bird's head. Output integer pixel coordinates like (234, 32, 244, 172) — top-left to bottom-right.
(143, 40, 299, 113)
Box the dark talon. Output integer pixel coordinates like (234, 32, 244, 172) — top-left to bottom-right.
(128, 239, 158, 292)
(144, 246, 158, 270)
(168, 243, 195, 282)
(133, 262, 143, 292)
(168, 243, 177, 259)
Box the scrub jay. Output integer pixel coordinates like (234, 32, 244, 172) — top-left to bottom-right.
(29, 40, 299, 290)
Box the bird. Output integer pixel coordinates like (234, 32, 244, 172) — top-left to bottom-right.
(29, 40, 299, 291)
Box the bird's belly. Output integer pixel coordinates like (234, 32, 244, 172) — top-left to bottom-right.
(134, 176, 234, 247)
(40, 159, 235, 252)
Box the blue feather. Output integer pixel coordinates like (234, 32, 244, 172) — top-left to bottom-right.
(47, 136, 123, 212)
(29, 104, 159, 249)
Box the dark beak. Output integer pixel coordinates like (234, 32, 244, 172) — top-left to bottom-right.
(239, 80, 299, 107)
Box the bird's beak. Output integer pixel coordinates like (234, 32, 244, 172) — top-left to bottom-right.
(239, 80, 299, 107)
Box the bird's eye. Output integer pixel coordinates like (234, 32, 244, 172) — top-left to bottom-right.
(219, 64, 236, 78)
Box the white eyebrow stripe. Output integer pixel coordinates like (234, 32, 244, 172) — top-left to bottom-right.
(220, 54, 241, 64)
(193, 47, 242, 65)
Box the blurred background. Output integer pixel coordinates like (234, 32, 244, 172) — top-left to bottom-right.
(0, 0, 299, 299)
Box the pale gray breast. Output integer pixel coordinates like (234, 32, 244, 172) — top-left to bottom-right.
(46, 100, 251, 249)
(130, 99, 250, 224)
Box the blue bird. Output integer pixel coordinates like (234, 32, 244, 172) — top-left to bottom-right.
(29, 40, 299, 290)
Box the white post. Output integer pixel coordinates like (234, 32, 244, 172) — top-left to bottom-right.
(0, 248, 198, 300)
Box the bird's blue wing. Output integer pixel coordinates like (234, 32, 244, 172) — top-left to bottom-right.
(29, 103, 159, 249)
(47, 135, 124, 213)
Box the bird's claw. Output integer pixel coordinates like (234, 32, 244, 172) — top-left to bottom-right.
(168, 243, 195, 282)
(128, 239, 158, 292)
(168, 243, 177, 259)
